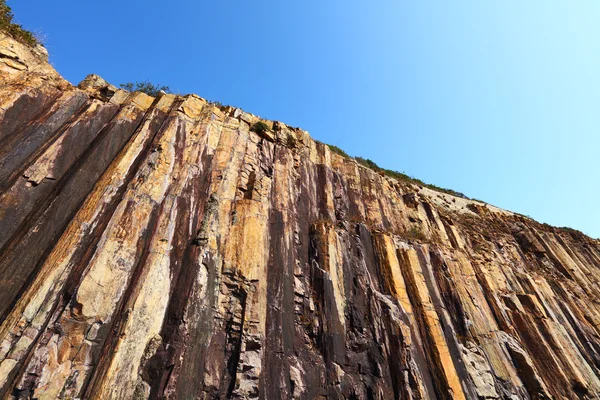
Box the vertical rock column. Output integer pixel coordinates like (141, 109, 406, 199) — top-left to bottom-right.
(4, 94, 194, 399)
(397, 246, 466, 400)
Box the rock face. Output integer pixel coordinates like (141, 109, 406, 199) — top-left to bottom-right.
(1, 33, 600, 400)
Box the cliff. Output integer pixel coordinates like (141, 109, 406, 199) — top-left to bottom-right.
(1, 33, 600, 400)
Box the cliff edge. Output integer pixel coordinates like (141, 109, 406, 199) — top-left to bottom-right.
(1, 34, 600, 399)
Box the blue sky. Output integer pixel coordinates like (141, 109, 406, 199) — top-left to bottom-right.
(12, 1, 600, 238)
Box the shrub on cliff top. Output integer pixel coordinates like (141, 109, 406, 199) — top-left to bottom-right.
(251, 121, 270, 135)
(314, 141, 351, 158)
(119, 81, 171, 97)
(0, 1, 37, 46)
(326, 144, 350, 158)
(321, 141, 469, 199)
(355, 157, 380, 170)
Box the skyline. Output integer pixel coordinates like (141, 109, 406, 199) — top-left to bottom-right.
(11, 1, 600, 238)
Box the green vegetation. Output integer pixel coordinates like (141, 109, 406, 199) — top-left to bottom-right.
(250, 121, 270, 135)
(314, 141, 354, 158)
(321, 141, 469, 199)
(208, 100, 231, 112)
(325, 143, 350, 158)
(423, 184, 467, 199)
(407, 226, 427, 241)
(354, 157, 379, 170)
(210, 100, 225, 108)
(119, 81, 171, 97)
(0, 0, 37, 46)
(555, 226, 588, 240)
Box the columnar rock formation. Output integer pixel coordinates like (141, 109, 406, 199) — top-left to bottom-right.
(1, 33, 600, 399)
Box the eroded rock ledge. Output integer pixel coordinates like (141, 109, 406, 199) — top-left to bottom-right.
(1, 33, 600, 399)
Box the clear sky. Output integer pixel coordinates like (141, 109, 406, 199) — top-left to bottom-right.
(11, 1, 600, 238)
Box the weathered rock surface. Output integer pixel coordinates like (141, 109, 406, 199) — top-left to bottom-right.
(1, 33, 600, 399)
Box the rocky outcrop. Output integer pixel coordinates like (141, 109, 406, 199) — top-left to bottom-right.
(1, 33, 600, 399)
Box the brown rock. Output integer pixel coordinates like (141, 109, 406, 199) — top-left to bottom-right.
(0, 33, 600, 400)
